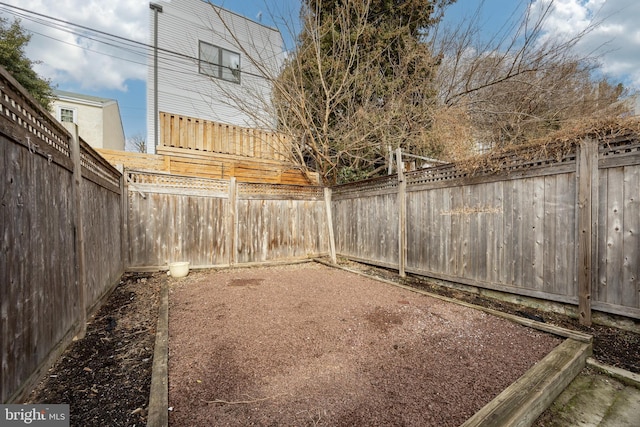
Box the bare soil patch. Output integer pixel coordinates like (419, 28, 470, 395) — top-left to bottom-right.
(27, 273, 160, 426)
(168, 263, 561, 426)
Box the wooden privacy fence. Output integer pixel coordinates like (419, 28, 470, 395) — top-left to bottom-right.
(125, 170, 333, 269)
(3, 56, 639, 406)
(332, 139, 640, 324)
(0, 67, 124, 403)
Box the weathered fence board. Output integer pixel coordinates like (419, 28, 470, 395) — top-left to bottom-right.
(332, 194, 399, 269)
(332, 176, 400, 269)
(332, 136, 640, 321)
(595, 161, 640, 316)
(1, 66, 123, 403)
(126, 171, 328, 269)
(621, 166, 640, 307)
(81, 179, 123, 310)
(1, 136, 78, 403)
(127, 191, 230, 267)
(403, 172, 577, 302)
(235, 184, 329, 263)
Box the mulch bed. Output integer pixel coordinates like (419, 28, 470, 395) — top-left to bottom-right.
(27, 273, 160, 426)
(26, 260, 639, 426)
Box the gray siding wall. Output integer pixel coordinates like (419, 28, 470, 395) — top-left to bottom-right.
(147, 0, 284, 153)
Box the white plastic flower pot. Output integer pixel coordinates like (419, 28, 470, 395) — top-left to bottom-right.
(168, 262, 190, 278)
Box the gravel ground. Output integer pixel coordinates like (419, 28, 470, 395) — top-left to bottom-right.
(168, 263, 561, 426)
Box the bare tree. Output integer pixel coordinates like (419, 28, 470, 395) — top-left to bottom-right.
(430, 0, 632, 151)
(126, 133, 146, 153)
(207, 0, 448, 184)
(203, 0, 632, 183)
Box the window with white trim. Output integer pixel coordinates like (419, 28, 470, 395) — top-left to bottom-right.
(199, 41, 241, 84)
(58, 107, 76, 123)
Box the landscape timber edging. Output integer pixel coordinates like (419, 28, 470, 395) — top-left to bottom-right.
(586, 358, 640, 389)
(461, 338, 591, 427)
(147, 276, 169, 427)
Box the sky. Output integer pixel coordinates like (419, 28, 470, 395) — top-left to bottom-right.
(0, 0, 638, 145)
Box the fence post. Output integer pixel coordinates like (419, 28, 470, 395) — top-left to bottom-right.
(65, 123, 87, 339)
(228, 177, 237, 265)
(118, 165, 129, 270)
(324, 187, 337, 264)
(576, 138, 598, 326)
(396, 148, 407, 278)
(388, 146, 394, 175)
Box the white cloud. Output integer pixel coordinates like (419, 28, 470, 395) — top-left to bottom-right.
(1, 0, 149, 91)
(4, 0, 637, 94)
(531, 0, 640, 90)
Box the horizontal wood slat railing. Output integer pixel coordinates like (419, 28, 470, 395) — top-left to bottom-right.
(97, 147, 318, 185)
(98, 112, 318, 185)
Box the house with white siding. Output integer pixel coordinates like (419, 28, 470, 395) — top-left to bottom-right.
(51, 89, 126, 151)
(146, 0, 285, 154)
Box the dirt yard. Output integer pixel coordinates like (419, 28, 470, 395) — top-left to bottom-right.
(26, 260, 639, 426)
(168, 263, 561, 426)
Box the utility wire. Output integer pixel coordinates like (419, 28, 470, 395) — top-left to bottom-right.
(0, 1, 275, 81)
(0, 3, 149, 52)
